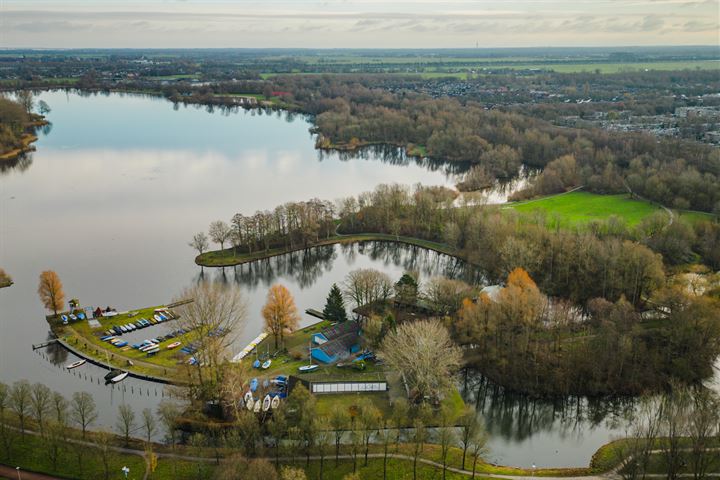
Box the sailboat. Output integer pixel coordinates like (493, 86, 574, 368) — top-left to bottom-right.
(298, 341, 318, 373)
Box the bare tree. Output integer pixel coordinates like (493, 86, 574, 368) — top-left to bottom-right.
(96, 429, 113, 480)
(70, 391, 97, 439)
(458, 407, 486, 471)
(10, 380, 31, 433)
(379, 319, 462, 402)
(425, 277, 475, 315)
(468, 420, 490, 479)
(189, 232, 209, 256)
(29, 382, 52, 435)
(659, 386, 690, 480)
(157, 401, 182, 477)
(0, 382, 9, 454)
(342, 268, 393, 312)
(410, 418, 426, 480)
(17, 90, 34, 113)
(51, 391, 68, 426)
(116, 403, 136, 447)
(141, 407, 157, 445)
(688, 389, 719, 480)
(438, 406, 457, 480)
(311, 417, 331, 479)
(209, 220, 232, 251)
(268, 406, 287, 466)
(329, 404, 349, 465)
(175, 282, 247, 393)
(377, 419, 396, 480)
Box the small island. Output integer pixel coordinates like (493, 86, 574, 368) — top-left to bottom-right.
(0, 268, 12, 289)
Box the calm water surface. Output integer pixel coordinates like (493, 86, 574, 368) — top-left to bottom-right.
(1, 91, 715, 468)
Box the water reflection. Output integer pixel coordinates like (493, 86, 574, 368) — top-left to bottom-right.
(0, 152, 33, 175)
(205, 241, 483, 292)
(461, 369, 637, 467)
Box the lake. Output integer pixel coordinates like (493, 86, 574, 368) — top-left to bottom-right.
(1, 90, 714, 469)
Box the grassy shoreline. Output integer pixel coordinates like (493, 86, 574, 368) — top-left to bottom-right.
(0, 133, 39, 161)
(196, 233, 461, 267)
(49, 304, 193, 383)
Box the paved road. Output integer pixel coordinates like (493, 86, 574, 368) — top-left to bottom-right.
(0, 465, 65, 480)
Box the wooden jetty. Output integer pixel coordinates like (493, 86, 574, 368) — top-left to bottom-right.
(32, 338, 58, 350)
(305, 308, 325, 320)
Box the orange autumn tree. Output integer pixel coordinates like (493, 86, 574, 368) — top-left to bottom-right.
(498, 267, 545, 353)
(38, 270, 65, 317)
(262, 284, 300, 349)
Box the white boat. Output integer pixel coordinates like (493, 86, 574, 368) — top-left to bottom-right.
(262, 395, 271, 412)
(271, 396, 280, 409)
(298, 364, 319, 373)
(109, 371, 129, 384)
(244, 391, 253, 405)
(166, 341, 181, 349)
(261, 359, 272, 369)
(66, 360, 86, 370)
(253, 399, 261, 413)
(246, 397, 254, 411)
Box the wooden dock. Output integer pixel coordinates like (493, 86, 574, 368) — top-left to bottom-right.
(305, 308, 325, 320)
(32, 339, 58, 350)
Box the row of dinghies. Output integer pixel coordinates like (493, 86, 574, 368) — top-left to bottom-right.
(244, 391, 281, 413)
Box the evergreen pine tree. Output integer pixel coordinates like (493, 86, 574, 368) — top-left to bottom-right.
(323, 283, 348, 322)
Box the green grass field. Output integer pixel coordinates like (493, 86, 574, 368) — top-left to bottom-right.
(260, 59, 718, 78)
(510, 191, 664, 227)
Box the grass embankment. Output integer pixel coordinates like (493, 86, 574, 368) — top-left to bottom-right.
(56, 305, 194, 381)
(196, 233, 457, 267)
(0, 133, 39, 161)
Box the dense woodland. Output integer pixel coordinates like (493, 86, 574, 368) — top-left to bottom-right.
(0, 95, 31, 156)
(155, 74, 720, 213)
(199, 183, 720, 396)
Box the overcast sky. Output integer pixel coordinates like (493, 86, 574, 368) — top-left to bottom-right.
(1, 0, 718, 48)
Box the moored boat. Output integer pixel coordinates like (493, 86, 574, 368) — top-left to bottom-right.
(261, 359, 272, 369)
(249, 378, 258, 392)
(262, 395, 271, 412)
(107, 371, 129, 384)
(253, 399, 261, 413)
(246, 397, 254, 411)
(166, 341, 181, 349)
(271, 395, 280, 409)
(66, 360, 86, 370)
(104, 369, 123, 381)
(298, 364, 319, 373)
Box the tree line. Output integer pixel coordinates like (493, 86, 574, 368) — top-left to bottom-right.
(190, 199, 337, 258)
